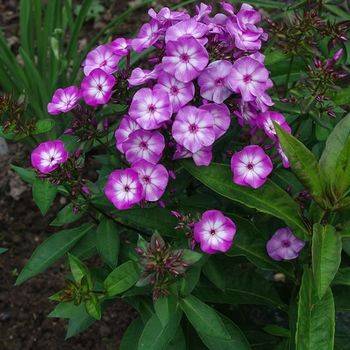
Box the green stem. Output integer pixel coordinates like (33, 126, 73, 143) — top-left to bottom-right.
(284, 55, 295, 97)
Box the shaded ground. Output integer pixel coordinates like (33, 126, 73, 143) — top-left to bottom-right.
(0, 144, 137, 349)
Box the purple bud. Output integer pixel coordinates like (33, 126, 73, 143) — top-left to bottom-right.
(64, 128, 74, 135)
(333, 48, 343, 62)
(169, 170, 176, 180)
(74, 149, 82, 158)
(266, 227, 305, 261)
(81, 185, 90, 195)
(103, 118, 109, 130)
(171, 210, 182, 219)
(313, 57, 322, 68)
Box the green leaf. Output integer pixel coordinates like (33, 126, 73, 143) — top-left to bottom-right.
(275, 124, 325, 206)
(180, 295, 230, 339)
(319, 113, 350, 197)
(312, 224, 342, 299)
(11, 165, 36, 184)
(183, 161, 308, 239)
(227, 216, 294, 279)
(194, 268, 285, 310)
(85, 294, 101, 320)
(332, 268, 350, 286)
(181, 295, 250, 349)
(182, 249, 202, 265)
(0, 247, 8, 254)
(67, 253, 90, 285)
(16, 224, 94, 285)
(199, 313, 251, 350)
(70, 228, 96, 260)
(32, 179, 58, 215)
(104, 260, 140, 296)
(332, 86, 350, 106)
(32, 119, 55, 135)
(48, 301, 81, 319)
(295, 268, 335, 350)
(263, 325, 290, 338)
(50, 203, 85, 227)
(65, 303, 95, 339)
(120, 317, 144, 350)
(96, 218, 120, 268)
(154, 294, 178, 327)
(203, 258, 226, 291)
(138, 311, 182, 350)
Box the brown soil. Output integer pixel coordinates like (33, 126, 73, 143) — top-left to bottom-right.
(0, 143, 137, 349)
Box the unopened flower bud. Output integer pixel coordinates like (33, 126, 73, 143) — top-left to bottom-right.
(333, 48, 343, 63)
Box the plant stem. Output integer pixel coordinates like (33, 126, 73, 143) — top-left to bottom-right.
(284, 55, 295, 97)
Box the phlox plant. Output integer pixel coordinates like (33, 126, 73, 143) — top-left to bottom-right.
(5, 1, 350, 349)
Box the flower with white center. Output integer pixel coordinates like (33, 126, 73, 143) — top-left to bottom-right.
(81, 68, 116, 107)
(123, 130, 165, 165)
(47, 86, 80, 115)
(132, 160, 169, 201)
(154, 72, 195, 112)
(162, 36, 209, 83)
(31, 140, 69, 174)
(83, 44, 120, 76)
(172, 106, 215, 154)
(198, 60, 233, 103)
(230, 145, 273, 189)
(129, 87, 172, 130)
(194, 210, 236, 254)
(104, 168, 143, 210)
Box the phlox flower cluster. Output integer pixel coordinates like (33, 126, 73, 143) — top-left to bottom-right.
(33, 3, 298, 257)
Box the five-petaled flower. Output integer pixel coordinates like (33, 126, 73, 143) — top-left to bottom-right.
(231, 145, 273, 189)
(266, 227, 305, 261)
(47, 86, 80, 115)
(31, 140, 69, 174)
(104, 168, 143, 210)
(194, 210, 236, 254)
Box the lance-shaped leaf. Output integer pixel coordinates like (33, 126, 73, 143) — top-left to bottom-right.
(275, 123, 326, 206)
(180, 295, 250, 350)
(138, 310, 182, 350)
(96, 218, 120, 268)
(32, 179, 58, 215)
(319, 113, 350, 197)
(312, 224, 342, 299)
(295, 268, 335, 350)
(183, 161, 308, 239)
(16, 224, 94, 285)
(104, 260, 140, 296)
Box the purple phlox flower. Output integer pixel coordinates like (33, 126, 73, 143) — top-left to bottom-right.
(249, 51, 265, 63)
(227, 57, 270, 102)
(123, 129, 165, 165)
(31, 140, 69, 174)
(173, 144, 213, 167)
(148, 7, 190, 26)
(266, 227, 305, 261)
(257, 111, 291, 141)
(234, 102, 259, 127)
(114, 115, 141, 153)
(165, 18, 209, 46)
(226, 3, 265, 52)
(131, 20, 161, 53)
(198, 60, 233, 103)
(172, 105, 215, 153)
(83, 44, 120, 76)
(221, 1, 235, 16)
(251, 91, 274, 112)
(277, 143, 290, 168)
(109, 38, 129, 56)
(81, 68, 116, 106)
(128, 66, 160, 86)
(194, 210, 236, 254)
(47, 86, 80, 115)
(231, 145, 273, 189)
(104, 168, 143, 210)
(154, 72, 195, 112)
(199, 103, 231, 139)
(162, 36, 209, 83)
(129, 87, 172, 130)
(195, 3, 212, 21)
(132, 159, 169, 201)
